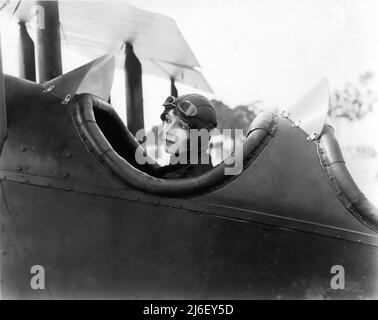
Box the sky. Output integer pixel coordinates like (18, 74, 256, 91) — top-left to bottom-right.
(1, 0, 378, 129)
(126, 0, 378, 105)
(0, 0, 377, 201)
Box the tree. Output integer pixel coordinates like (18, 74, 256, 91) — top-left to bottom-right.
(211, 99, 259, 135)
(329, 71, 377, 121)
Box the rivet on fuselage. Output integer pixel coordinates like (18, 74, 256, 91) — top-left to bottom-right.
(61, 151, 72, 159)
(280, 110, 290, 118)
(42, 84, 55, 93)
(291, 120, 302, 128)
(61, 94, 72, 105)
(307, 132, 318, 141)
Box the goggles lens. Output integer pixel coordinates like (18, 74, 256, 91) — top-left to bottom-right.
(163, 95, 176, 107)
(178, 101, 197, 117)
(162, 96, 198, 117)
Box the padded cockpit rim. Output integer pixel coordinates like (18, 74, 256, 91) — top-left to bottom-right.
(70, 94, 278, 197)
(277, 114, 378, 234)
(317, 125, 378, 233)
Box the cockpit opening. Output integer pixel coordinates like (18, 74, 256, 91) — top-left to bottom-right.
(71, 93, 276, 196)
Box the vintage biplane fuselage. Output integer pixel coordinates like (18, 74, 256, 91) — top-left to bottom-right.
(0, 54, 377, 299)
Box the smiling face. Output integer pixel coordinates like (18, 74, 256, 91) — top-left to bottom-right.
(162, 110, 190, 155)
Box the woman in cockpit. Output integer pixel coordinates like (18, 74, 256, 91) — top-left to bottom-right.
(153, 93, 217, 179)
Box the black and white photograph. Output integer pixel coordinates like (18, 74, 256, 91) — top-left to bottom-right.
(0, 0, 377, 306)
